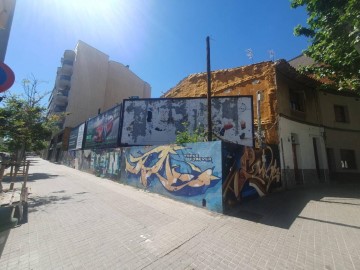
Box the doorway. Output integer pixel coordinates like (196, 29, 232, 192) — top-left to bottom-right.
(291, 133, 302, 185)
(313, 137, 322, 182)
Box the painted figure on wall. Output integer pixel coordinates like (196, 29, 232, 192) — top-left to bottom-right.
(61, 150, 76, 168)
(223, 145, 281, 205)
(90, 149, 122, 179)
(125, 144, 220, 196)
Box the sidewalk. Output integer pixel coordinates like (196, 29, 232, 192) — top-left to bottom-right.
(0, 157, 359, 269)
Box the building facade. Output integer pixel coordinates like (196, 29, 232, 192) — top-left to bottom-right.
(47, 40, 151, 129)
(163, 60, 360, 187)
(318, 90, 360, 181)
(47, 40, 151, 161)
(0, 0, 16, 62)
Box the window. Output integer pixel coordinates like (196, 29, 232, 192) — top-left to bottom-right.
(289, 89, 305, 112)
(340, 149, 357, 169)
(334, 105, 349, 123)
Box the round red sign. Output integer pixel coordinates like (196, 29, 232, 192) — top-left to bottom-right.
(0, 62, 15, 93)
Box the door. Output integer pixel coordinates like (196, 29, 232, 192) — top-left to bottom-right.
(326, 148, 336, 181)
(292, 143, 302, 184)
(313, 138, 322, 182)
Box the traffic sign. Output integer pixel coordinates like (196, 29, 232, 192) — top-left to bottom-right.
(0, 62, 15, 93)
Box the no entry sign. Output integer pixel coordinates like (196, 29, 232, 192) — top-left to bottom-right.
(0, 62, 15, 93)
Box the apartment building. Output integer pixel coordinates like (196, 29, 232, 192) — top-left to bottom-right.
(48, 40, 151, 129)
(47, 40, 151, 161)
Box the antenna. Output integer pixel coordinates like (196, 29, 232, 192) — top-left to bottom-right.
(268, 50, 275, 62)
(246, 49, 254, 63)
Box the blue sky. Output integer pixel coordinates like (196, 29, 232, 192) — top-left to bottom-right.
(5, 0, 308, 99)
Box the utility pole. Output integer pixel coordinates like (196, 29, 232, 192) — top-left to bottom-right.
(206, 36, 212, 141)
(257, 90, 262, 148)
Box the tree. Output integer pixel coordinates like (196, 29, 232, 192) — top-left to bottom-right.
(175, 122, 207, 144)
(291, 0, 360, 92)
(0, 78, 61, 161)
(0, 77, 64, 192)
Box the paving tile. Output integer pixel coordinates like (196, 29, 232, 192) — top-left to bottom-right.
(1, 157, 360, 269)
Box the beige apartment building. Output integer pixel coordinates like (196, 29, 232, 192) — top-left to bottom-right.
(47, 40, 151, 161)
(48, 40, 151, 129)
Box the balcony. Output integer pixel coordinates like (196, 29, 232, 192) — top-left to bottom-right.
(56, 74, 71, 90)
(63, 50, 76, 61)
(53, 92, 68, 106)
(60, 58, 74, 75)
(53, 105, 67, 113)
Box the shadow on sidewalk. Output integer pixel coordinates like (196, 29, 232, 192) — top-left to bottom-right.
(28, 195, 73, 213)
(2, 173, 59, 183)
(225, 182, 360, 229)
(0, 229, 10, 259)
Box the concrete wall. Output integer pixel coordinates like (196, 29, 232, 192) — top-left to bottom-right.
(278, 116, 328, 187)
(61, 142, 224, 213)
(60, 141, 284, 213)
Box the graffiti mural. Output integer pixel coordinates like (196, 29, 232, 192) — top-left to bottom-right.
(223, 145, 281, 206)
(77, 150, 92, 172)
(61, 150, 92, 171)
(61, 150, 76, 168)
(59, 142, 280, 213)
(124, 142, 223, 212)
(90, 149, 122, 179)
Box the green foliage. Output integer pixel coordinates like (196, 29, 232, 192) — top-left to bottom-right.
(291, 0, 360, 92)
(0, 78, 59, 157)
(175, 122, 207, 144)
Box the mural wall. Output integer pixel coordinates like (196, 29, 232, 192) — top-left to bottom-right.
(90, 148, 122, 179)
(60, 142, 282, 213)
(61, 150, 92, 172)
(123, 142, 223, 212)
(121, 97, 254, 147)
(222, 144, 282, 208)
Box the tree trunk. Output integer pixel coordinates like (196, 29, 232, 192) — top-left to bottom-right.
(0, 164, 6, 193)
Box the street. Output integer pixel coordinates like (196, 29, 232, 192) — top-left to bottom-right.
(0, 157, 360, 270)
